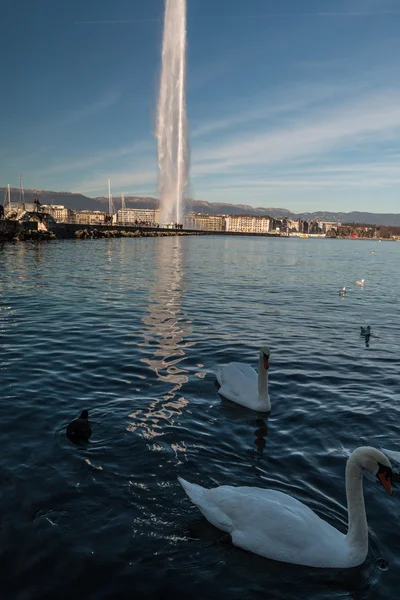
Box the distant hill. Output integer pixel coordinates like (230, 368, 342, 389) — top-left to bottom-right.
(295, 210, 400, 226)
(1, 187, 399, 226)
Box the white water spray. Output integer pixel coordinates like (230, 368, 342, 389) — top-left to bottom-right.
(156, 0, 189, 225)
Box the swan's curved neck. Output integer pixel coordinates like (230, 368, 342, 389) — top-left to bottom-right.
(257, 354, 270, 408)
(345, 455, 368, 554)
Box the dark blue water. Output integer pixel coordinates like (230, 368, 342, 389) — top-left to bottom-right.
(1, 236, 399, 600)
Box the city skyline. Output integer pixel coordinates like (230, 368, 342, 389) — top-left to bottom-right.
(2, 0, 400, 213)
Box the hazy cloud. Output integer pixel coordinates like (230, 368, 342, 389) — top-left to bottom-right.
(61, 92, 121, 126)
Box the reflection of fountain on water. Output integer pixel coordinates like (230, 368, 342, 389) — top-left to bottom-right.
(140, 237, 192, 396)
(128, 238, 194, 462)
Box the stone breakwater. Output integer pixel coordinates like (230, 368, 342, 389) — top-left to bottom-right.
(0, 220, 49, 242)
(0, 222, 205, 243)
(74, 228, 202, 239)
(1, 220, 284, 242)
(12, 230, 57, 242)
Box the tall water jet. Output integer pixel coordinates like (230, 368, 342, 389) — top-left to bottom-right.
(156, 0, 189, 225)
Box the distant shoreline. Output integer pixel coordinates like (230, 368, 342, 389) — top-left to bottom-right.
(1, 220, 398, 243)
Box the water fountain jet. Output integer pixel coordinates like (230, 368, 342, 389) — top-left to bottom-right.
(156, 0, 189, 226)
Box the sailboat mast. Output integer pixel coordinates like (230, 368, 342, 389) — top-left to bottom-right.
(120, 192, 126, 226)
(108, 177, 112, 215)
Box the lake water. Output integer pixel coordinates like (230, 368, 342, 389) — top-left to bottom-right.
(1, 236, 399, 600)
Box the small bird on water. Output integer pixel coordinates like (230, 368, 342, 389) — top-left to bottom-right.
(66, 410, 92, 443)
(356, 279, 365, 286)
(360, 326, 372, 347)
(360, 326, 371, 336)
(339, 287, 346, 296)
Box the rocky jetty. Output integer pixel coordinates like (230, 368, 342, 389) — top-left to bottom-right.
(74, 228, 202, 239)
(12, 230, 57, 242)
(0, 222, 204, 243)
(0, 222, 56, 243)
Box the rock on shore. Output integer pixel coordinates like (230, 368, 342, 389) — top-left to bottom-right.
(74, 228, 202, 239)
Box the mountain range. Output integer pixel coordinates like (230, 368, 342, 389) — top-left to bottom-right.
(2, 187, 399, 226)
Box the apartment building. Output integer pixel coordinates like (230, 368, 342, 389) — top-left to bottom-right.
(75, 210, 107, 225)
(225, 214, 270, 233)
(287, 218, 309, 233)
(184, 213, 225, 231)
(320, 221, 338, 233)
(115, 208, 160, 225)
(41, 204, 76, 223)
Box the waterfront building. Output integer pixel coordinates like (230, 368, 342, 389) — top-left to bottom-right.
(225, 214, 270, 233)
(320, 221, 338, 233)
(115, 208, 160, 226)
(75, 210, 107, 225)
(41, 204, 76, 223)
(287, 218, 309, 233)
(184, 213, 225, 231)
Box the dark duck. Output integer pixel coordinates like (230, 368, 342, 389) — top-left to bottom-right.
(66, 410, 92, 443)
(360, 326, 372, 347)
(360, 326, 371, 336)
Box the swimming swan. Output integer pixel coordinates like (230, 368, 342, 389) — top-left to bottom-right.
(216, 346, 270, 411)
(380, 447, 400, 464)
(178, 446, 393, 569)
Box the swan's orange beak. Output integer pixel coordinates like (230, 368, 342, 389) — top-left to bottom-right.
(263, 355, 270, 369)
(378, 472, 393, 495)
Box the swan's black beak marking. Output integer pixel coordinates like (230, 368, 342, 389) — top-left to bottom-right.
(392, 472, 400, 484)
(377, 463, 393, 495)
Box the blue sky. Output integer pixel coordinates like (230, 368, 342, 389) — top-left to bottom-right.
(1, 0, 400, 212)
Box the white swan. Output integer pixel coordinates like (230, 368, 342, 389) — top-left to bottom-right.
(356, 279, 365, 286)
(216, 346, 270, 411)
(381, 447, 400, 464)
(178, 447, 393, 569)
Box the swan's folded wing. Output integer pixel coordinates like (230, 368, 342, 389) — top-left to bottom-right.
(218, 384, 243, 404)
(231, 363, 258, 381)
(218, 363, 257, 403)
(179, 477, 234, 533)
(207, 486, 344, 563)
(218, 362, 257, 386)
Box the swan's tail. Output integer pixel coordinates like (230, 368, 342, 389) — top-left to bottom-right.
(178, 476, 208, 505)
(178, 477, 234, 532)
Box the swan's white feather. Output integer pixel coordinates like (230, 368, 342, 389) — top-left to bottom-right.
(178, 477, 356, 568)
(217, 361, 269, 411)
(380, 447, 400, 464)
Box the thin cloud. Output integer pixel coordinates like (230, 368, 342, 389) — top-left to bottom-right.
(192, 91, 400, 172)
(191, 82, 352, 139)
(74, 19, 160, 25)
(223, 11, 400, 18)
(61, 92, 121, 125)
(75, 169, 157, 196)
(37, 140, 153, 177)
(74, 10, 400, 26)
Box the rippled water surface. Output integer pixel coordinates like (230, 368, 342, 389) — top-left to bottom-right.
(1, 236, 400, 600)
